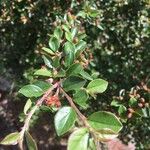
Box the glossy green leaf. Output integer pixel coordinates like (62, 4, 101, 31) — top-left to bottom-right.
(42, 55, 53, 68)
(75, 41, 86, 57)
(64, 42, 75, 66)
(64, 41, 75, 53)
(87, 79, 108, 94)
(118, 105, 127, 116)
(49, 36, 60, 52)
(71, 28, 77, 38)
(42, 47, 55, 55)
(66, 63, 83, 76)
(62, 76, 86, 91)
(19, 81, 51, 97)
(65, 31, 73, 42)
(24, 99, 32, 115)
(94, 129, 118, 142)
(52, 56, 60, 68)
(73, 90, 89, 108)
(54, 26, 63, 39)
(87, 111, 123, 133)
(25, 131, 38, 150)
(54, 107, 77, 136)
(34, 68, 52, 77)
(129, 97, 137, 107)
(68, 128, 89, 150)
(89, 9, 99, 18)
(80, 70, 93, 80)
(62, 24, 70, 32)
(111, 100, 122, 107)
(33, 81, 52, 91)
(0, 132, 20, 145)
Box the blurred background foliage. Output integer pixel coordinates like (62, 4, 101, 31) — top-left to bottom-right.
(0, 0, 150, 149)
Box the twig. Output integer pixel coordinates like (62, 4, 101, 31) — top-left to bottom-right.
(60, 87, 101, 150)
(19, 82, 59, 150)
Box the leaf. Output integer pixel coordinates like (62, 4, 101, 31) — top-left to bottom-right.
(34, 68, 52, 77)
(0, 132, 20, 145)
(65, 31, 73, 42)
(129, 97, 137, 107)
(111, 100, 122, 107)
(64, 41, 75, 53)
(94, 129, 118, 142)
(54, 107, 77, 136)
(24, 99, 32, 115)
(75, 40, 86, 57)
(64, 42, 75, 66)
(42, 47, 55, 55)
(80, 70, 93, 81)
(66, 63, 83, 76)
(87, 79, 108, 94)
(71, 28, 77, 38)
(118, 105, 127, 116)
(89, 9, 99, 18)
(49, 36, 60, 52)
(19, 81, 51, 97)
(62, 24, 70, 32)
(25, 131, 38, 150)
(87, 111, 123, 133)
(62, 76, 86, 91)
(73, 90, 89, 108)
(54, 26, 63, 39)
(42, 55, 53, 68)
(68, 128, 89, 150)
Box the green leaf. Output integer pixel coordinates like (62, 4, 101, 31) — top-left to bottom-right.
(129, 97, 137, 107)
(49, 36, 60, 52)
(62, 24, 70, 32)
(87, 79, 108, 94)
(94, 129, 118, 142)
(75, 40, 86, 57)
(65, 31, 73, 42)
(66, 63, 83, 76)
(87, 111, 122, 133)
(64, 41, 75, 53)
(73, 90, 89, 108)
(33, 81, 52, 91)
(25, 131, 37, 150)
(64, 42, 75, 66)
(111, 100, 122, 107)
(54, 106, 77, 136)
(80, 70, 93, 81)
(24, 99, 32, 115)
(42, 55, 53, 68)
(118, 105, 127, 116)
(54, 69, 66, 78)
(54, 26, 63, 39)
(78, 33, 87, 40)
(52, 56, 60, 68)
(42, 47, 55, 55)
(68, 128, 89, 150)
(0, 132, 20, 145)
(19, 81, 51, 97)
(71, 28, 77, 38)
(89, 9, 99, 18)
(34, 68, 52, 77)
(62, 76, 86, 91)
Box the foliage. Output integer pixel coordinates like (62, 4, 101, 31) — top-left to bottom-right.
(0, 0, 150, 149)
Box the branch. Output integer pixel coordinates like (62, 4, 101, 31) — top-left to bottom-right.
(19, 82, 59, 150)
(60, 87, 89, 128)
(60, 87, 101, 150)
